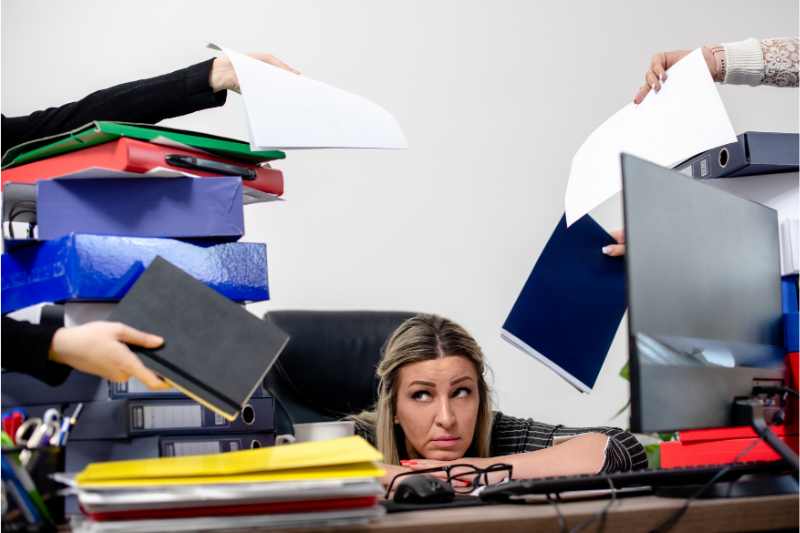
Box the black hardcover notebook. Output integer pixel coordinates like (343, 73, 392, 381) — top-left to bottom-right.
(109, 256, 289, 421)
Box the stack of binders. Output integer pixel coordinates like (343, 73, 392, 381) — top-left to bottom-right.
(63, 436, 386, 532)
(1, 122, 284, 477)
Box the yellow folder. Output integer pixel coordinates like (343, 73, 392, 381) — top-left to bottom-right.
(77, 463, 385, 490)
(76, 436, 383, 486)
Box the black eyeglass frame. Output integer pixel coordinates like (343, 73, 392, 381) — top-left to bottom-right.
(385, 462, 513, 499)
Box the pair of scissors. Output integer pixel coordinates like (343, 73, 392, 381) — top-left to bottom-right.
(15, 409, 61, 466)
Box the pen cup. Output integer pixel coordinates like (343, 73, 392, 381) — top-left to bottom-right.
(2, 446, 66, 528)
(27, 446, 66, 525)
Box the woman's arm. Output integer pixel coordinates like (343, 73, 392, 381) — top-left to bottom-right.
(405, 413, 647, 480)
(491, 413, 648, 473)
(633, 37, 799, 104)
(1, 60, 225, 151)
(1, 52, 299, 151)
(403, 432, 610, 481)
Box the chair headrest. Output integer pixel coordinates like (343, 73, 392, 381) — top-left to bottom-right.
(263, 310, 415, 418)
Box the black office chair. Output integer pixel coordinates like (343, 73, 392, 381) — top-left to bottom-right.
(262, 310, 415, 425)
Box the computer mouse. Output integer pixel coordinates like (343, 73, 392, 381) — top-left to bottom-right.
(393, 474, 455, 504)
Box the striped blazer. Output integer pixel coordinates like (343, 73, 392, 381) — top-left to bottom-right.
(355, 411, 648, 473)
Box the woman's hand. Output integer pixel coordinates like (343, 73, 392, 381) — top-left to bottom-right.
(380, 463, 412, 496)
(49, 321, 169, 390)
(633, 46, 721, 104)
(210, 52, 300, 93)
(602, 229, 626, 257)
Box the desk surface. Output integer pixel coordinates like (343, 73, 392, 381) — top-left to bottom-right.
(275, 493, 798, 533)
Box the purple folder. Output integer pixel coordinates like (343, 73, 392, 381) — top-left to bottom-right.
(37, 177, 244, 240)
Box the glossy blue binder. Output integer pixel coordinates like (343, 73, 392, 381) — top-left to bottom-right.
(502, 214, 626, 392)
(1, 234, 269, 313)
(37, 177, 245, 240)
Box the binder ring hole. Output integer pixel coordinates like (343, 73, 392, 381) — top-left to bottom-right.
(718, 147, 729, 168)
(242, 405, 255, 425)
(250, 440, 261, 449)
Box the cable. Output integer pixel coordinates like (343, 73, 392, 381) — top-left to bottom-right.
(546, 493, 568, 533)
(751, 385, 799, 398)
(568, 478, 617, 533)
(649, 439, 761, 533)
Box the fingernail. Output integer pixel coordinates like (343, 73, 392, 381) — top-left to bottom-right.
(602, 246, 612, 255)
(400, 460, 417, 465)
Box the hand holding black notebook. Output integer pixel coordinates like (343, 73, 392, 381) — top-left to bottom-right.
(109, 257, 289, 421)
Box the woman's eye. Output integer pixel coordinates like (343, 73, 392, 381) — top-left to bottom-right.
(453, 387, 472, 398)
(411, 390, 432, 401)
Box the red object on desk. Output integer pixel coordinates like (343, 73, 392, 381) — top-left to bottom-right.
(663, 352, 800, 467)
(82, 495, 378, 522)
(0, 137, 284, 196)
(660, 437, 782, 468)
(677, 425, 787, 444)
(786, 352, 799, 453)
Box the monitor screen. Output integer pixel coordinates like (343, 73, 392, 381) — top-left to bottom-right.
(622, 154, 785, 433)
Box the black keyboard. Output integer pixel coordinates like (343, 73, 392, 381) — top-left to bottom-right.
(479, 461, 791, 501)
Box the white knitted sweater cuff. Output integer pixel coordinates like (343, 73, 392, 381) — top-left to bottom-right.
(723, 38, 765, 86)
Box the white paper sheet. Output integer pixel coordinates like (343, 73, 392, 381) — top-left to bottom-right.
(565, 49, 737, 226)
(208, 44, 407, 150)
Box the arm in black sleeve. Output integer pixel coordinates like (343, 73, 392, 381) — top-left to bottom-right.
(1, 316, 71, 386)
(2, 59, 227, 151)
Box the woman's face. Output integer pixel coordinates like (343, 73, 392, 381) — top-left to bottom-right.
(394, 355, 480, 460)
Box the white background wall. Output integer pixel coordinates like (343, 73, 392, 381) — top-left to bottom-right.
(3, 0, 797, 427)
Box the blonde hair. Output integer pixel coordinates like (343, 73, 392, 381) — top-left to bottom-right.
(354, 314, 493, 464)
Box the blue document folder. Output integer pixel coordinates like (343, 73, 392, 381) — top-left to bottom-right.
(1, 234, 269, 313)
(37, 177, 244, 240)
(502, 214, 626, 392)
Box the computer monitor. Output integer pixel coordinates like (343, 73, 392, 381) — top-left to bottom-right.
(622, 154, 785, 433)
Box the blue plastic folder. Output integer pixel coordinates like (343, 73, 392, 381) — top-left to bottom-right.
(37, 177, 244, 240)
(1, 234, 268, 313)
(502, 214, 626, 392)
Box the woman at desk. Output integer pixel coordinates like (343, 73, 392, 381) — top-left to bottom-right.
(352, 314, 647, 490)
(1, 51, 298, 389)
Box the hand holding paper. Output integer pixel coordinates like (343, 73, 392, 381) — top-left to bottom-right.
(209, 44, 407, 150)
(564, 49, 737, 226)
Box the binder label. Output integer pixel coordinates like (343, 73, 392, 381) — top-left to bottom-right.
(161, 438, 242, 457)
(131, 405, 202, 430)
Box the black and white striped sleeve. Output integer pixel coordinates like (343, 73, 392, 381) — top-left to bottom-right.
(489, 412, 648, 473)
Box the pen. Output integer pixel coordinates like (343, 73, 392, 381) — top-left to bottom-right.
(1, 431, 14, 449)
(56, 403, 83, 447)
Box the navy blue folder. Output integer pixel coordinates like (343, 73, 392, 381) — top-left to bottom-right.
(502, 214, 626, 391)
(673, 131, 799, 179)
(1, 234, 269, 313)
(37, 177, 245, 241)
